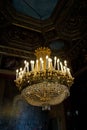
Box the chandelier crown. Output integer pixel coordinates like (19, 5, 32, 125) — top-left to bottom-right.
(35, 47, 51, 57)
(15, 47, 74, 110)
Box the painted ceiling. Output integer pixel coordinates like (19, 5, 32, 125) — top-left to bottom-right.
(12, 0, 59, 20)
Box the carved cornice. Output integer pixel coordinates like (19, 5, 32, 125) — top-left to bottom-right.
(0, 45, 33, 59)
(2, 0, 54, 32)
(1, 0, 73, 33)
(0, 24, 46, 50)
(67, 34, 87, 60)
(66, 34, 87, 75)
(51, 0, 74, 24)
(54, 0, 87, 40)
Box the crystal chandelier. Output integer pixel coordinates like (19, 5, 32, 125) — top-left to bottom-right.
(15, 47, 74, 110)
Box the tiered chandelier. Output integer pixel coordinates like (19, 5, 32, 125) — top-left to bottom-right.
(15, 47, 74, 110)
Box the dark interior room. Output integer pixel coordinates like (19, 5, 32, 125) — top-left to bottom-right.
(0, 0, 87, 130)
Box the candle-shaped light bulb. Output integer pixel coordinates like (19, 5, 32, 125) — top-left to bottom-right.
(16, 69, 18, 73)
(19, 72, 20, 78)
(16, 69, 19, 79)
(32, 60, 34, 71)
(26, 62, 29, 72)
(20, 68, 22, 72)
(54, 56, 57, 69)
(40, 57, 42, 61)
(40, 57, 43, 71)
(64, 60, 67, 73)
(64, 60, 67, 67)
(48, 58, 51, 69)
(46, 55, 48, 58)
(36, 59, 38, 71)
(33, 61, 34, 70)
(46, 55, 48, 69)
(50, 58, 52, 70)
(30, 60, 33, 71)
(42, 60, 44, 71)
(63, 66, 66, 74)
(24, 60, 27, 65)
(67, 68, 72, 78)
(60, 62, 63, 72)
(24, 60, 27, 72)
(57, 58, 60, 70)
(19, 68, 23, 78)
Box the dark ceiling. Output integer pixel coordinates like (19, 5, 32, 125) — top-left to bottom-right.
(0, 0, 87, 75)
(12, 0, 59, 20)
(0, 0, 87, 129)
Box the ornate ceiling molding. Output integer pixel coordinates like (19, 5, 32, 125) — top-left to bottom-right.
(2, 0, 54, 32)
(0, 45, 33, 59)
(1, 0, 73, 33)
(54, 0, 87, 40)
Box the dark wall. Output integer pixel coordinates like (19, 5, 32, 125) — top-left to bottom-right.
(64, 69, 87, 130)
(0, 77, 66, 130)
(0, 95, 48, 130)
